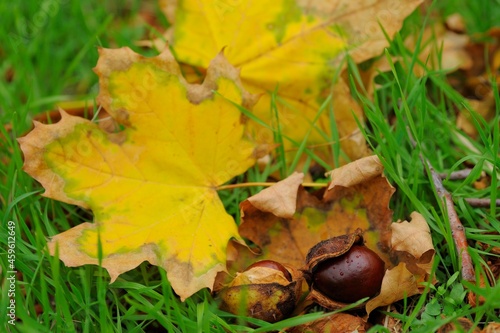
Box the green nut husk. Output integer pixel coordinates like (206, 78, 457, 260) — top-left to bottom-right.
(219, 282, 297, 322)
(218, 265, 302, 323)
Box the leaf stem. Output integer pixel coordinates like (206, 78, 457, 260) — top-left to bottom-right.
(216, 182, 328, 190)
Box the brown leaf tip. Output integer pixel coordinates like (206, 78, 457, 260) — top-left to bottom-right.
(203, 51, 259, 110)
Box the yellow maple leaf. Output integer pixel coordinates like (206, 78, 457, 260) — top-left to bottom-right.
(18, 47, 258, 300)
(161, 0, 423, 162)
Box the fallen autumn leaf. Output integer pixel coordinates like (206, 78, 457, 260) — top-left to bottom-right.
(159, 0, 423, 162)
(237, 156, 435, 314)
(18, 47, 258, 300)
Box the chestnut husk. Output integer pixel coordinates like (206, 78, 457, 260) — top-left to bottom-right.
(304, 228, 382, 310)
(305, 229, 364, 271)
(218, 264, 303, 322)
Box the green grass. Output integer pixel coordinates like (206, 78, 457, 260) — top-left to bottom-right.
(1, 1, 499, 332)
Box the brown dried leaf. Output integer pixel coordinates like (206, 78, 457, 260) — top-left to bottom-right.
(458, 92, 497, 138)
(246, 172, 304, 219)
(482, 322, 500, 333)
(239, 155, 395, 272)
(365, 262, 422, 314)
(287, 313, 369, 333)
(375, 23, 471, 76)
(438, 317, 481, 333)
(239, 157, 435, 313)
(326, 155, 384, 190)
(454, 27, 500, 138)
(446, 13, 466, 32)
(366, 212, 435, 314)
(358, 21, 472, 100)
(391, 212, 435, 276)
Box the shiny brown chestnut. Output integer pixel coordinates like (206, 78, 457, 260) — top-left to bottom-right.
(305, 229, 385, 309)
(312, 245, 385, 303)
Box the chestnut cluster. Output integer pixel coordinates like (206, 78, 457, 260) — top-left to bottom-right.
(217, 229, 386, 322)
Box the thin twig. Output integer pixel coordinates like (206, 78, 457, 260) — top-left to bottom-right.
(428, 165, 476, 282)
(438, 168, 474, 180)
(408, 130, 476, 283)
(464, 198, 500, 208)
